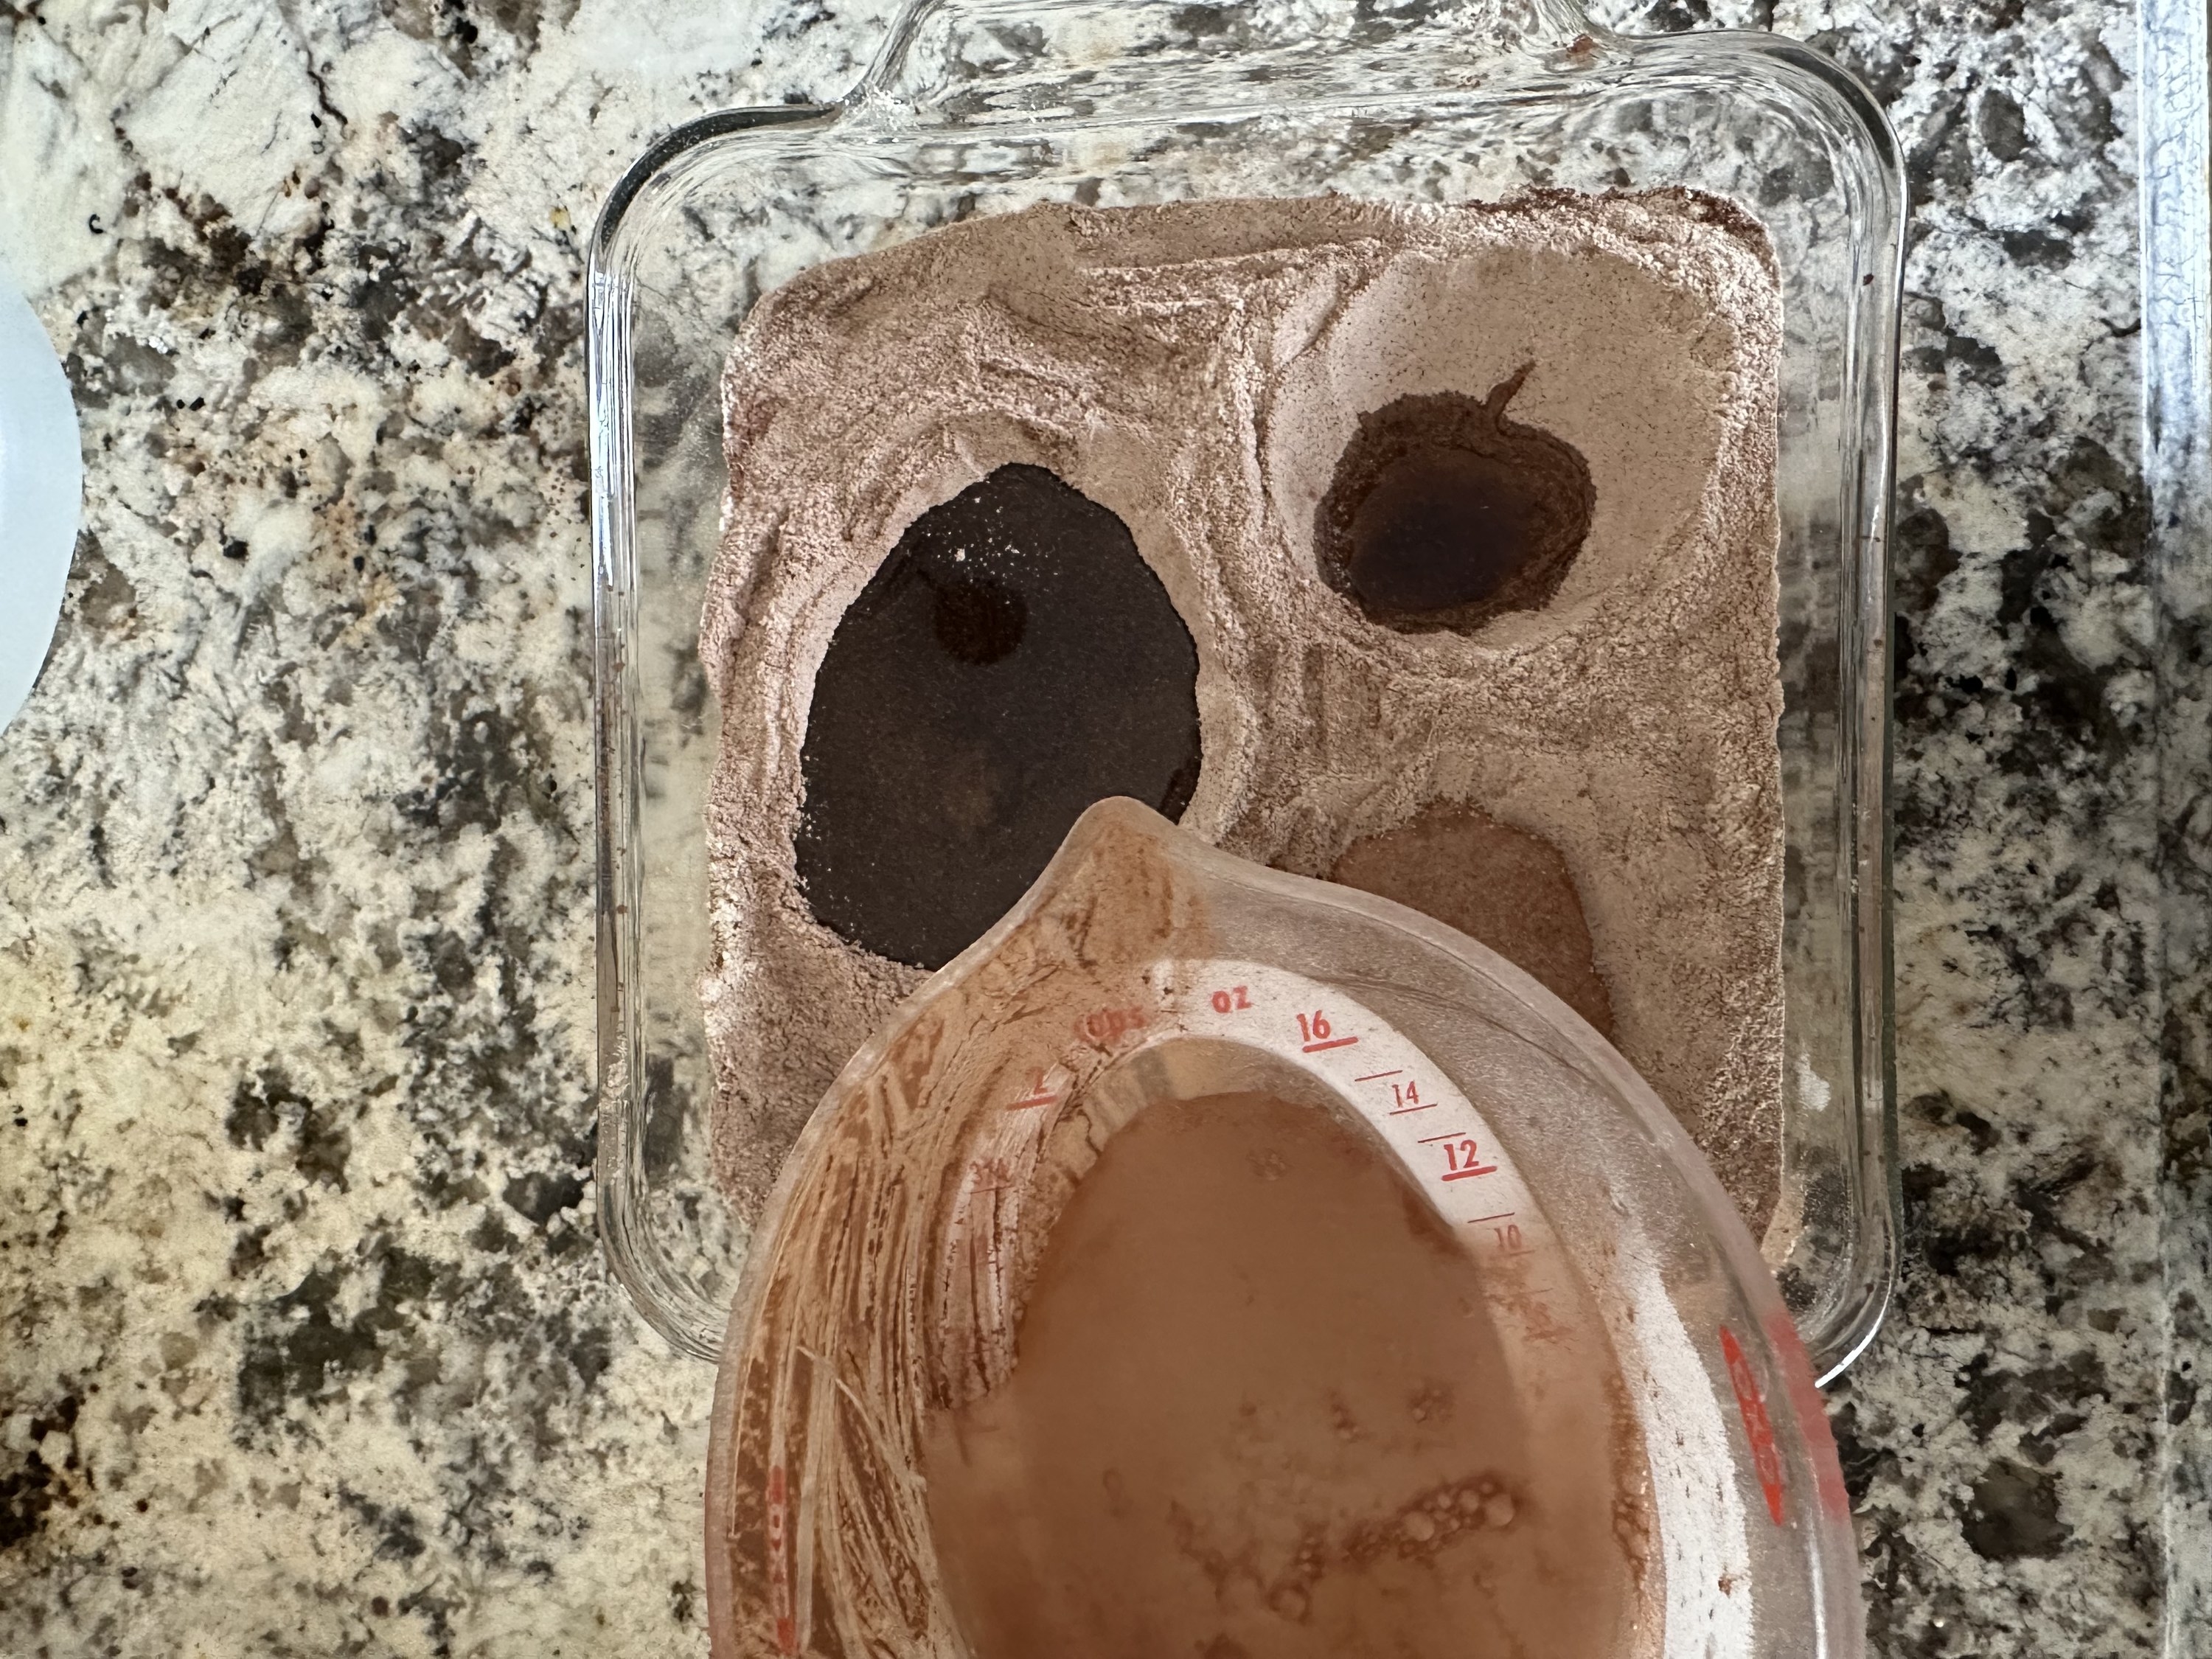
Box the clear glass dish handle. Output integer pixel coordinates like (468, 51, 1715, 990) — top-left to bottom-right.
(853, 0, 1605, 121)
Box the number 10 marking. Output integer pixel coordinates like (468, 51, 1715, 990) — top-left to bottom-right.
(1467, 1212, 1525, 1253)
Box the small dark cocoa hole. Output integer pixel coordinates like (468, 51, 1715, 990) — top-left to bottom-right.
(1329, 800, 1613, 1038)
(1315, 369, 1596, 633)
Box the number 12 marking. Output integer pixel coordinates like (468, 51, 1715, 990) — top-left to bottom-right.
(1439, 1137, 1498, 1182)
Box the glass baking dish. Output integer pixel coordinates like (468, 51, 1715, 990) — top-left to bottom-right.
(586, 0, 1902, 1382)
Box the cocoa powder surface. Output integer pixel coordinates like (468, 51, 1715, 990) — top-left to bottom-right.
(701, 189, 1786, 1233)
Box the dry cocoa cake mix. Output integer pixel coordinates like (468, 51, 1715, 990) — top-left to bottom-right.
(699, 189, 1785, 1235)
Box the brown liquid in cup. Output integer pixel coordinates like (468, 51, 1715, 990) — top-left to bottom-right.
(922, 1090, 1649, 1659)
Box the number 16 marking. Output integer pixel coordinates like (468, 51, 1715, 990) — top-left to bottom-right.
(1297, 1011, 1359, 1054)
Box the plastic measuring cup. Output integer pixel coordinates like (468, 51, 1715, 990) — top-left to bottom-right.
(705, 798, 1861, 1659)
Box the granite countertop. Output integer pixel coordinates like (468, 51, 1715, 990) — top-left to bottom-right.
(0, 0, 2202, 1652)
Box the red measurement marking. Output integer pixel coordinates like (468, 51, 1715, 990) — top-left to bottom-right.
(1208, 985, 1253, 1014)
(1388, 1102, 1439, 1116)
(1295, 1010, 1357, 1051)
(1005, 1066, 1059, 1111)
(1439, 1136, 1486, 1173)
(1440, 1166, 1499, 1181)
(1764, 1308, 1852, 1520)
(1491, 1221, 1526, 1252)
(1354, 1070, 1402, 1082)
(766, 1464, 796, 1653)
(1467, 1211, 1517, 1225)
(1077, 1006, 1148, 1046)
(1720, 1325, 1788, 1526)
(1416, 1131, 1461, 1144)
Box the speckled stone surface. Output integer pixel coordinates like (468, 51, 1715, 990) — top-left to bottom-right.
(0, 0, 2199, 1654)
